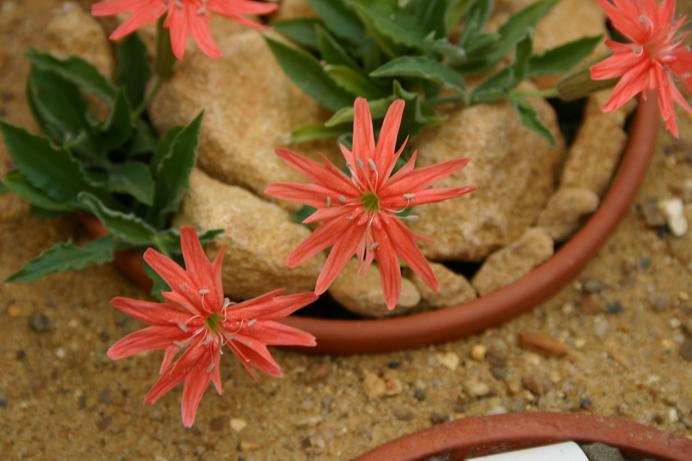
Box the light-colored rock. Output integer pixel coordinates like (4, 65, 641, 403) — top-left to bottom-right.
(560, 92, 630, 197)
(409, 262, 476, 309)
(472, 227, 554, 296)
(0, 194, 30, 222)
(410, 96, 563, 261)
(173, 168, 322, 299)
(272, 0, 316, 21)
(667, 205, 691, 271)
(658, 198, 688, 237)
(328, 259, 420, 317)
(44, 2, 114, 78)
(150, 31, 332, 209)
(537, 187, 599, 241)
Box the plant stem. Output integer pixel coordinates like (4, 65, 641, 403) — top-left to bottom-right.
(133, 76, 162, 117)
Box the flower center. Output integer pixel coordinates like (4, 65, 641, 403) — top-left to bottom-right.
(205, 312, 221, 332)
(360, 192, 380, 213)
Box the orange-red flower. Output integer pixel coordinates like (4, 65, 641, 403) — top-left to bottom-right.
(91, 0, 277, 59)
(590, 0, 691, 136)
(108, 228, 316, 427)
(266, 98, 475, 309)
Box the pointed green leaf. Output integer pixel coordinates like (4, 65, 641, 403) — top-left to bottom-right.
(79, 192, 158, 246)
(372, 56, 467, 95)
(0, 122, 97, 203)
(1, 171, 73, 212)
(151, 112, 204, 221)
(107, 162, 155, 205)
(316, 25, 359, 68)
(264, 36, 354, 111)
(273, 18, 322, 49)
(27, 50, 116, 103)
(528, 35, 603, 78)
(151, 125, 184, 172)
(116, 32, 151, 107)
(6, 236, 114, 283)
(470, 68, 514, 103)
(94, 90, 133, 152)
(325, 96, 394, 126)
(512, 96, 556, 146)
(326, 65, 387, 99)
(308, 0, 365, 43)
(512, 32, 533, 84)
(458, 0, 494, 47)
(26, 66, 90, 146)
(291, 123, 347, 143)
(346, 0, 426, 49)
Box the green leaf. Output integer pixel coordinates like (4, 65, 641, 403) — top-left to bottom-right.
(346, 0, 426, 49)
(115, 32, 151, 107)
(445, 0, 473, 35)
(528, 35, 602, 78)
(0, 181, 6, 195)
(107, 162, 155, 205)
(150, 112, 204, 223)
(6, 236, 114, 283)
(0, 122, 98, 204)
(151, 125, 184, 172)
(325, 96, 394, 126)
(408, 0, 448, 37)
(511, 32, 533, 84)
(26, 66, 90, 146)
(79, 192, 158, 246)
(470, 68, 514, 103)
(511, 96, 556, 146)
(1, 171, 73, 212)
(326, 65, 387, 99)
(371, 56, 467, 95)
(130, 119, 158, 155)
(458, 0, 494, 47)
(308, 0, 365, 43)
(291, 123, 347, 143)
(292, 205, 316, 224)
(27, 50, 116, 103)
(264, 36, 354, 111)
(316, 25, 359, 68)
(274, 19, 322, 49)
(94, 90, 133, 152)
(464, 31, 499, 54)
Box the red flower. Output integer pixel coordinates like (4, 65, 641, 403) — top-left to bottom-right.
(91, 0, 277, 59)
(266, 98, 475, 309)
(590, 0, 691, 137)
(107, 228, 316, 427)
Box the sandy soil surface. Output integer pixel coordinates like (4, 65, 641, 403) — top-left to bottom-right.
(1, 1, 691, 460)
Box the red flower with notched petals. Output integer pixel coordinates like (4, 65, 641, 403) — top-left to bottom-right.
(108, 227, 316, 427)
(266, 98, 475, 309)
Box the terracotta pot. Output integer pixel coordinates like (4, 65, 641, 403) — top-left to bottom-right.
(82, 96, 658, 355)
(352, 412, 692, 461)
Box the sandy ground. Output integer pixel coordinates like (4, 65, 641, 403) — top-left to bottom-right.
(1, 1, 691, 460)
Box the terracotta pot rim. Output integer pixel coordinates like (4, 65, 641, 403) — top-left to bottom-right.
(82, 96, 659, 355)
(352, 412, 692, 461)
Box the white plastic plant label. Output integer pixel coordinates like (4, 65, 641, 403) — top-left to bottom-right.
(466, 441, 589, 461)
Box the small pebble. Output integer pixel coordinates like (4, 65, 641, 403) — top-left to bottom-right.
(392, 406, 415, 421)
(658, 197, 688, 237)
(239, 440, 261, 452)
(149, 409, 163, 421)
(485, 339, 508, 367)
(593, 317, 609, 339)
(96, 415, 112, 431)
(522, 372, 552, 396)
(28, 313, 50, 332)
(209, 416, 227, 431)
(387, 359, 401, 369)
(413, 388, 427, 402)
(16, 349, 26, 360)
(8, 304, 22, 317)
(581, 442, 624, 461)
(583, 279, 605, 294)
(640, 199, 666, 227)
(580, 397, 593, 409)
(98, 389, 113, 405)
(605, 302, 624, 314)
(55, 348, 65, 359)
(384, 377, 403, 396)
(650, 295, 670, 311)
(465, 380, 490, 398)
(580, 296, 602, 314)
(362, 372, 386, 399)
(230, 418, 247, 432)
(0, 395, 6, 408)
(430, 412, 449, 425)
(518, 331, 567, 357)
(295, 415, 322, 427)
(436, 352, 460, 371)
(470, 344, 487, 361)
(490, 366, 508, 380)
(679, 338, 692, 362)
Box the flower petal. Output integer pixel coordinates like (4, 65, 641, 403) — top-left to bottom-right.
(108, 325, 187, 360)
(181, 366, 211, 427)
(314, 222, 366, 295)
(111, 296, 190, 325)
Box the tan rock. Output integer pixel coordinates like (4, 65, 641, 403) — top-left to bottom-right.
(668, 205, 692, 272)
(472, 227, 554, 296)
(561, 92, 629, 197)
(173, 168, 322, 299)
(410, 97, 563, 261)
(0, 194, 30, 223)
(328, 259, 420, 317)
(272, 0, 317, 21)
(150, 31, 331, 209)
(43, 2, 114, 78)
(409, 262, 476, 309)
(537, 187, 599, 241)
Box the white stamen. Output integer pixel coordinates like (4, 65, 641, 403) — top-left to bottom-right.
(357, 159, 364, 169)
(368, 159, 377, 171)
(337, 195, 346, 203)
(404, 215, 419, 221)
(247, 319, 257, 327)
(206, 362, 216, 373)
(639, 14, 653, 29)
(223, 297, 232, 309)
(403, 193, 415, 200)
(326, 196, 332, 207)
(177, 322, 189, 333)
(199, 288, 210, 295)
(632, 46, 644, 57)
(173, 340, 186, 348)
(204, 335, 214, 345)
(197, 6, 207, 15)
(370, 242, 380, 250)
(346, 216, 353, 221)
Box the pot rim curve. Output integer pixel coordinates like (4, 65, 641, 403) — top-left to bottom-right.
(81, 96, 659, 355)
(351, 411, 692, 461)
